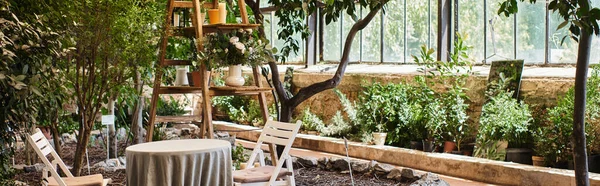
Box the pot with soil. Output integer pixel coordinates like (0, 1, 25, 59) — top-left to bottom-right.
(532, 155, 545, 167)
(409, 141, 423, 150)
(422, 140, 435, 152)
(443, 141, 456, 153)
(187, 71, 202, 87)
(372, 132, 387, 146)
(505, 148, 533, 165)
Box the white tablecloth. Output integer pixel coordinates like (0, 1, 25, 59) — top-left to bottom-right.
(126, 139, 232, 186)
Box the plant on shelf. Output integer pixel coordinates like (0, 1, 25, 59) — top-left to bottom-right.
(199, 29, 270, 86)
(475, 75, 533, 160)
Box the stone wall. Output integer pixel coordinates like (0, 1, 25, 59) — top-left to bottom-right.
(286, 72, 574, 126)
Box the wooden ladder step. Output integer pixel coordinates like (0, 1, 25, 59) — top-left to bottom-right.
(170, 24, 261, 37)
(173, 1, 218, 9)
(157, 85, 272, 95)
(155, 115, 201, 123)
(163, 59, 192, 66)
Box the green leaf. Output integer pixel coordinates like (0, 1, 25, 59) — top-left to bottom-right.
(556, 21, 569, 30)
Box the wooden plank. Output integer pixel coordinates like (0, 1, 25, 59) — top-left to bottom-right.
(266, 121, 300, 131)
(238, 0, 249, 24)
(200, 65, 213, 139)
(263, 127, 294, 139)
(261, 135, 289, 146)
(172, 24, 261, 37)
(158, 86, 204, 94)
(35, 138, 49, 149)
(31, 131, 45, 141)
(173, 1, 193, 8)
(155, 115, 201, 123)
(253, 67, 270, 126)
(163, 59, 192, 66)
(40, 146, 53, 156)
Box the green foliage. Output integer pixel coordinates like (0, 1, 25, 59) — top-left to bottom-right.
(478, 75, 532, 145)
(474, 138, 507, 161)
(232, 143, 249, 170)
(498, 0, 600, 41)
(540, 67, 600, 162)
(1, 0, 67, 180)
(300, 108, 326, 131)
(268, 0, 387, 62)
(413, 33, 474, 151)
(200, 30, 270, 69)
(155, 96, 187, 117)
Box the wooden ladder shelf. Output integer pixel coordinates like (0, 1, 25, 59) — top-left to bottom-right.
(146, 0, 271, 142)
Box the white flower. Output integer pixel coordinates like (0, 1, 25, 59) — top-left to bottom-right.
(229, 36, 239, 44)
(235, 42, 245, 51)
(249, 47, 253, 53)
(224, 48, 228, 53)
(212, 49, 216, 53)
(239, 29, 244, 33)
(258, 40, 262, 45)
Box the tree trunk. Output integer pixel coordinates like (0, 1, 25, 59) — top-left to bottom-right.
(72, 120, 92, 176)
(131, 97, 144, 144)
(108, 99, 117, 159)
(50, 123, 61, 158)
(573, 28, 592, 186)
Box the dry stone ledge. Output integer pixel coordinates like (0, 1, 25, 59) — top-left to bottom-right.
(351, 160, 376, 173)
(387, 168, 403, 180)
(317, 157, 329, 169)
(329, 157, 351, 171)
(297, 156, 318, 167)
(374, 162, 395, 175)
(410, 172, 450, 186)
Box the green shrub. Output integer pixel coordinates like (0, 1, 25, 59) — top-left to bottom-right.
(540, 67, 600, 163)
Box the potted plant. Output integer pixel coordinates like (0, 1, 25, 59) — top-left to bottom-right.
(300, 108, 324, 135)
(200, 29, 269, 87)
(441, 87, 471, 154)
(477, 77, 533, 164)
(372, 122, 388, 146)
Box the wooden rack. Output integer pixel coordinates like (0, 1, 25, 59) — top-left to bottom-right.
(146, 0, 271, 141)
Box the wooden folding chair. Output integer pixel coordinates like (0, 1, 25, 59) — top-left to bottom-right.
(27, 128, 111, 186)
(233, 120, 302, 186)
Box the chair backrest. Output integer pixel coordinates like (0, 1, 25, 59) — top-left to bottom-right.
(27, 128, 73, 186)
(244, 120, 301, 184)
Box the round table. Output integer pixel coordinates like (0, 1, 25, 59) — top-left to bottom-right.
(126, 139, 232, 186)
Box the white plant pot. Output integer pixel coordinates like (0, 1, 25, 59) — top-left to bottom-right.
(225, 65, 245, 86)
(372, 132, 387, 146)
(174, 67, 189, 86)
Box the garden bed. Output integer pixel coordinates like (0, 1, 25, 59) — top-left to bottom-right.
(215, 121, 600, 186)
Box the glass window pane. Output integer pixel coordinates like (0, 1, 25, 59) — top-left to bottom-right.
(361, 9, 381, 62)
(516, 1, 545, 64)
(383, 0, 405, 63)
(591, 1, 600, 64)
(548, 12, 577, 63)
(323, 15, 341, 61)
(406, 1, 431, 63)
(459, 0, 484, 63)
(272, 15, 304, 63)
(263, 13, 272, 44)
(342, 5, 362, 62)
(486, 0, 515, 61)
(429, 0, 438, 56)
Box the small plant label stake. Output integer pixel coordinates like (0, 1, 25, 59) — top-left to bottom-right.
(102, 115, 115, 162)
(344, 137, 355, 186)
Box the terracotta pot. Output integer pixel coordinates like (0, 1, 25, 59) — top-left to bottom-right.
(532, 156, 545, 167)
(422, 140, 436, 152)
(409, 141, 424, 150)
(208, 9, 221, 24)
(187, 71, 202, 87)
(443, 141, 456, 153)
(372, 132, 387, 146)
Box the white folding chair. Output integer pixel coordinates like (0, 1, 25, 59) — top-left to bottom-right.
(27, 128, 111, 186)
(233, 120, 302, 186)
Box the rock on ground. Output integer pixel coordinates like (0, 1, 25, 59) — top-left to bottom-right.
(297, 156, 318, 168)
(409, 172, 450, 186)
(373, 163, 395, 175)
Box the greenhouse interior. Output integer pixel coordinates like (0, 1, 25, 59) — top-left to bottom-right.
(2, 0, 600, 185)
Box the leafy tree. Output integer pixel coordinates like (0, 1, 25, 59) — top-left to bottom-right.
(0, 0, 67, 181)
(63, 0, 163, 175)
(499, 0, 600, 185)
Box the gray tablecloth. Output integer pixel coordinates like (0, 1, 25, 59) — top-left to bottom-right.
(126, 139, 232, 186)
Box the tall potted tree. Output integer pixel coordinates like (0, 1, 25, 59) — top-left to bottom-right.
(477, 76, 533, 164)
